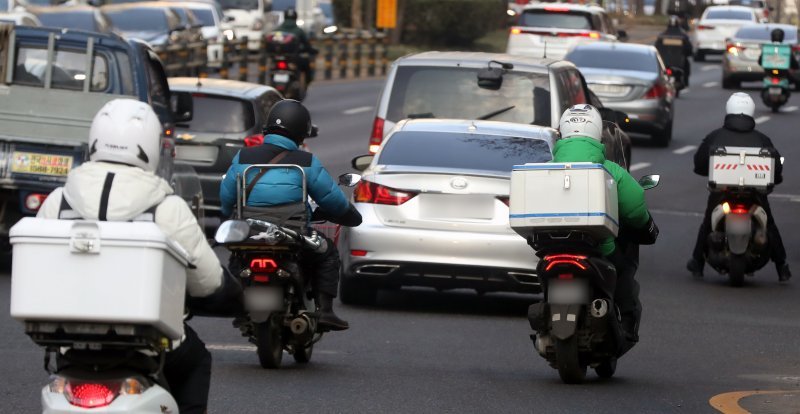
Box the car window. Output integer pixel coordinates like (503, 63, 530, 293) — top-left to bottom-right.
(567, 48, 659, 72)
(219, 0, 258, 11)
(591, 14, 604, 32)
(272, 0, 296, 11)
(145, 52, 171, 122)
(518, 10, 592, 30)
(564, 69, 587, 105)
(37, 12, 97, 31)
(379, 132, 552, 172)
(257, 92, 282, 126)
(189, 7, 216, 26)
(181, 95, 255, 133)
(13, 46, 108, 91)
(736, 26, 798, 41)
(386, 66, 551, 126)
(106, 8, 169, 31)
(705, 9, 754, 20)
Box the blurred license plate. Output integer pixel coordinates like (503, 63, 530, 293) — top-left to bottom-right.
(743, 49, 760, 60)
(273, 73, 290, 83)
(548, 281, 589, 305)
(11, 152, 73, 176)
(769, 87, 782, 94)
(421, 194, 493, 220)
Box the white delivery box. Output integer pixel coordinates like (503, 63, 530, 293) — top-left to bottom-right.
(709, 146, 775, 190)
(509, 162, 619, 239)
(9, 218, 190, 340)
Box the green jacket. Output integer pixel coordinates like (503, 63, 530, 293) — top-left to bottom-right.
(551, 137, 651, 256)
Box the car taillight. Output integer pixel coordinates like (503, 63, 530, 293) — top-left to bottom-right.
(543, 5, 570, 11)
(350, 249, 368, 256)
(244, 134, 264, 147)
(25, 193, 48, 211)
(369, 117, 384, 154)
(353, 181, 417, 205)
(510, 27, 522, 35)
(792, 45, 800, 53)
(697, 24, 715, 30)
(644, 83, 667, 99)
(726, 43, 744, 55)
(544, 254, 588, 272)
(276, 60, 288, 70)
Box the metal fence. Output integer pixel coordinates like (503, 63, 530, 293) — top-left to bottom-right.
(153, 31, 390, 84)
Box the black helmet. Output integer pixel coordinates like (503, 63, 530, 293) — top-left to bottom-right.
(284, 8, 297, 20)
(264, 99, 312, 143)
(770, 28, 785, 43)
(668, 15, 680, 28)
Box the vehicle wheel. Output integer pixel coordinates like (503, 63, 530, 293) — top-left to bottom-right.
(595, 357, 617, 379)
(293, 342, 314, 364)
(694, 51, 705, 62)
(652, 120, 672, 147)
(339, 274, 378, 306)
(728, 256, 746, 288)
(555, 336, 586, 384)
(255, 316, 283, 369)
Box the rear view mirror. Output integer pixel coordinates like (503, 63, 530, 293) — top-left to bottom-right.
(338, 173, 362, 187)
(170, 92, 193, 123)
(638, 174, 660, 190)
(351, 155, 374, 172)
(215, 220, 250, 243)
(478, 60, 514, 90)
(308, 124, 319, 138)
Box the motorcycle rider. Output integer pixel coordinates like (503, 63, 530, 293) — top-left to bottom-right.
(220, 99, 362, 331)
(758, 28, 800, 78)
(655, 15, 693, 86)
(687, 92, 790, 281)
(272, 8, 318, 85)
(554, 104, 659, 342)
(37, 99, 243, 414)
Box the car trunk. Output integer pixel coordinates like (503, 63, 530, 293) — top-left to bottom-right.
(580, 68, 657, 101)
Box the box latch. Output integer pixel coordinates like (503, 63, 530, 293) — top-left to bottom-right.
(564, 175, 571, 190)
(739, 151, 746, 164)
(69, 221, 101, 254)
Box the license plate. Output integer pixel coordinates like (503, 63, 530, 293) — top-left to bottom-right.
(420, 194, 494, 220)
(769, 87, 782, 94)
(11, 152, 73, 176)
(548, 280, 589, 305)
(244, 286, 284, 312)
(273, 73, 290, 83)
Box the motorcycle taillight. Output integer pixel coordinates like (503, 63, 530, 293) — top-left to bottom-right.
(250, 257, 278, 283)
(543, 254, 588, 272)
(276, 60, 289, 70)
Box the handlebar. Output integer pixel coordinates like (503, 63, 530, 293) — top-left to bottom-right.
(246, 218, 327, 253)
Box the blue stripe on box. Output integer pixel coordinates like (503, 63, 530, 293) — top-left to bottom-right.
(509, 212, 620, 228)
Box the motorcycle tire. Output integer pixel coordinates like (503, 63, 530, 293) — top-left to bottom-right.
(595, 357, 617, 379)
(293, 342, 314, 364)
(728, 256, 746, 288)
(256, 315, 284, 369)
(555, 336, 587, 384)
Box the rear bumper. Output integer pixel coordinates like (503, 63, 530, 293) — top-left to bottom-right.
(603, 98, 672, 132)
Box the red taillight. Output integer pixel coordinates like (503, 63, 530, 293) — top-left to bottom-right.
(730, 204, 750, 215)
(350, 249, 368, 256)
(644, 83, 667, 99)
(791, 45, 800, 53)
(25, 193, 48, 211)
(369, 117, 385, 154)
(726, 43, 744, 55)
(276, 60, 288, 70)
(771, 77, 780, 85)
(544, 254, 588, 272)
(65, 382, 118, 409)
(697, 24, 715, 30)
(250, 258, 278, 273)
(544, 5, 570, 11)
(164, 128, 174, 137)
(244, 133, 264, 147)
(353, 181, 417, 205)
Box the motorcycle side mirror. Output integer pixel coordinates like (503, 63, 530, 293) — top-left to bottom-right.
(214, 220, 250, 244)
(351, 154, 374, 172)
(780, 156, 785, 165)
(307, 125, 319, 138)
(338, 173, 362, 187)
(639, 174, 661, 190)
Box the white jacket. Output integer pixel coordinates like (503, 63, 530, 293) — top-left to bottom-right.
(38, 161, 223, 297)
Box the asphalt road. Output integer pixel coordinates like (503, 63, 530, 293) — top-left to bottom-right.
(1, 58, 799, 414)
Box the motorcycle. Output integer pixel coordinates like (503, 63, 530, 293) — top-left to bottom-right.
(523, 175, 660, 384)
(761, 69, 791, 113)
(264, 31, 313, 101)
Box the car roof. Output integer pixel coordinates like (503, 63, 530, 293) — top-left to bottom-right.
(168, 77, 279, 99)
(31, 5, 97, 14)
(521, 3, 606, 13)
(394, 51, 566, 73)
(393, 119, 557, 142)
(571, 41, 657, 55)
(703, 5, 756, 12)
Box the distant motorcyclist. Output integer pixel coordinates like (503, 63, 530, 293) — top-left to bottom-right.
(220, 99, 362, 331)
(554, 104, 659, 342)
(271, 8, 319, 84)
(37, 99, 243, 414)
(758, 28, 800, 77)
(655, 15, 693, 86)
(687, 93, 790, 282)
(666, 0, 692, 31)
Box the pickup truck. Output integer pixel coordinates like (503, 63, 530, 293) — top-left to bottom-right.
(0, 24, 197, 247)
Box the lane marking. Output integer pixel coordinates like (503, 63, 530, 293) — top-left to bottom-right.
(710, 390, 799, 414)
(772, 193, 800, 202)
(629, 162, 651, 171)
(650, 208, 704, 218)
(754, 116, 770, 124)
(681, 88, 690, 94)
(342, 106, 373, 115)
(703, 81, 719, 88)
(783, 105, 798, 113)
(673, 145, 697, 154)
(702, 65, 718, 72)
(207, 344, 338, 354)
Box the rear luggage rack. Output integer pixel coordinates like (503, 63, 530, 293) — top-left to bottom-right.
(25, 322, 168, 351)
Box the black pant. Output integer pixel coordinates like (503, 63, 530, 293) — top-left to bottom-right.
(164, 324, 212, 414)
(608, 246, 641, 330)
(692, 193, 787, 265)
(301, 235, 340, 298)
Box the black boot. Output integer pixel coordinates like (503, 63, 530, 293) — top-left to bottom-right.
(620, 313, 639, 343)
(686, 258, 704, 278)
(777, 263, 792, 282)
(316, 293, 349, 331)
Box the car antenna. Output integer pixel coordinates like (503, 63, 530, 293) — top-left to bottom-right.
(543, 40, 548, 59)
(196, 76, 203, 88)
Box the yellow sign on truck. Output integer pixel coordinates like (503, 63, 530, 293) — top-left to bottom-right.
(376, 0, 397, 29)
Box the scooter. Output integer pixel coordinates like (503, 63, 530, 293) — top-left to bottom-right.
(761, 69, 791, 113)
(265, 32, 309, 101)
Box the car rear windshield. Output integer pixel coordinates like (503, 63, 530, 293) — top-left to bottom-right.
(518, 10, 592, 30)
(180, 94, 255, 133)
(272, 0, 296, 11)
(13, 46, 109, 91)
(736, 26, 798, 41)
(38, 12, 97, 31)
(220, 0, 258, 10)
(567, 48, 658, 72)
(106, 9, 168, 31)
(705, 9, 753, 20)
(379, 132, 552, 173)
(386, 66, 552, 126)
(190, 8, 215, 26)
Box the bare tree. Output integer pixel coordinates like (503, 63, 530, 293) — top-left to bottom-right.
(352, 0, 363, 29)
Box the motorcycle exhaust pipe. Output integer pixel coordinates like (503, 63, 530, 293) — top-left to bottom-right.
(290, 315, 311, 335)
(590, 299, 609, 318)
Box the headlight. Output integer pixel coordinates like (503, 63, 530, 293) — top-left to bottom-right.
(323, 25, 337, 34)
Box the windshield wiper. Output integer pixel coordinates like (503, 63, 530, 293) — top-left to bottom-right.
(477, 105, 515, 120)
(407, 112, 435, 119)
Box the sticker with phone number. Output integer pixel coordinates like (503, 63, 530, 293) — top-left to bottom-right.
(11, 152, 74, 176)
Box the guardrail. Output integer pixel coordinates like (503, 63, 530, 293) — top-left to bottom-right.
(153, 31, 390, 84)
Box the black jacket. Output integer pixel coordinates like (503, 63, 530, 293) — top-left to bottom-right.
(655, 26, 692, 68)
(693, 114, 783, 184)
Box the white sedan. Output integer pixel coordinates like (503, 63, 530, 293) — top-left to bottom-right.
(692, 5, 759, 61)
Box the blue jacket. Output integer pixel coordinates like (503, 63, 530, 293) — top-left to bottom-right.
(220, 134, 349, 218)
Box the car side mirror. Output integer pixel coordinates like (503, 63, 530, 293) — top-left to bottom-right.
(338, 173, 362, 187)
(598, 107, 629, 126)
(223, 15, 235, 22)
(170, 91, 193, 123)
(639, 174, 661, 190)
(351, 154, 374, 172)
(215, 220, 250, 243)
(617, 29, 628, 41)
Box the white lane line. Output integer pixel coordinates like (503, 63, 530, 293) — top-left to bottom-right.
(629, 162, 652, 171)
(207, 344, 338, 354)
(754, 116, 770, 124)
(342, 106, 373, 115)
(783, 106, 798, 113)
(703, 81, 719, 88)
(701, 65, 718, 72)
(650, 208, 704, 218)
(681, 88, 690, 94)
(772, 194, 800, 203)
(673, 145, 697, 155)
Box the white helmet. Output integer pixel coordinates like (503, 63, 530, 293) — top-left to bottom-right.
(89, 99, 162, 172)
(725, 92, 755, 117)
(559, 104, 603, 141)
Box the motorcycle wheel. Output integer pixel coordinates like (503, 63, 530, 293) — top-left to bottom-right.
(293, 342, 314, 364)
(728, 256, 746, 288)
(555, 336, 586, 384)
(255, 315, 284, 369)
(595, 357, 617, 379)
(771, 105, 780, 113)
